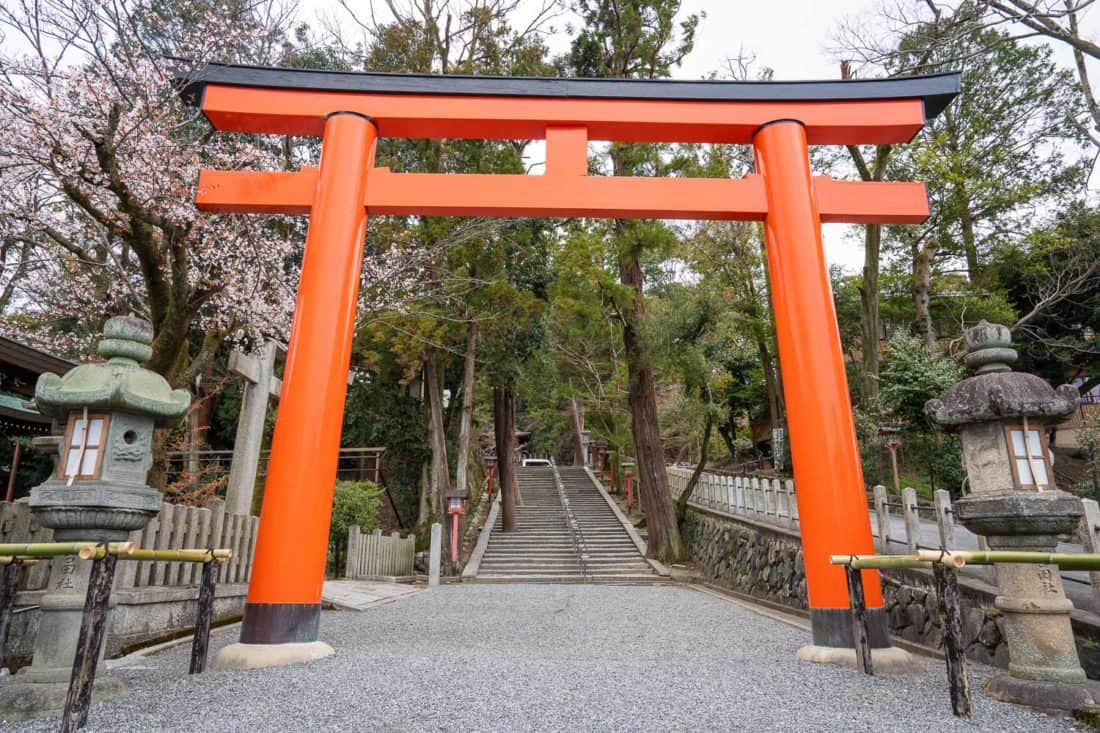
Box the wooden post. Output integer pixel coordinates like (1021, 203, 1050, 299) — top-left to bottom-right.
(1079, 499, 1100, 608)
(346, 525, 359, 578)
(428, 523, 441, 587)
(0, 560, 23, 653)
(190, 559, 219, 674)
(902, 486, 920, 553)
(872, 485, 889, 553)
(61, 552, 118, 733)
(933, 561, 972, 717)
(786, 479, 798, 527)
(933, 489, 954, 549)
(152, 502, 173, 586)
(844, 564, 873, 675)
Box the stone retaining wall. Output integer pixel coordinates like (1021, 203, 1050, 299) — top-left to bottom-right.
(682, 506, 806, 609)
(5, 585, 248, 661)
(684, 504, 1100, 678)
(880, 567, 1008, 668)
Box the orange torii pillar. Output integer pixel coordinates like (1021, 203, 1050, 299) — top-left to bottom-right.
(178, 61, 958, 671)
(753, 121, 906, 668)
(214, 112, 377, 667)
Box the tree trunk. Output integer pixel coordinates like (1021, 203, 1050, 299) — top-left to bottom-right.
(417, 460, 430, 529)
(718, 423, 737, 459)
(454, 323, 477, 496)
(618, 251, 684, 562)
(841, 99, 891, 411)
(452, 323, 477, 564)
(914, 243, 938, 349)
(675, 412, 712, 526)
(859, 222, 882, 408)
(752, 237, 786, 430)
(757, 338, 781, 432)
(569, 398, 585, 466)
(493, 387, 517, 531)
(956, 184, 980, 283)
(423, 351, 452, 569)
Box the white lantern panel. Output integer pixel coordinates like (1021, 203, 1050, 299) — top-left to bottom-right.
(1008, 427, 1050, 488)
(64, 416, 106, 478)
(64, 449, 82, 477)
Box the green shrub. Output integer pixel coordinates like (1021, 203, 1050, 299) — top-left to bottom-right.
(328, 480, 382, 576)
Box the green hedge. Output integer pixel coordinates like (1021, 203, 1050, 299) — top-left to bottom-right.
(328, 480, 382, 576)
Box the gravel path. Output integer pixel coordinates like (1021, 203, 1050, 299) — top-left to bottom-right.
(5, 584, 1087, 732)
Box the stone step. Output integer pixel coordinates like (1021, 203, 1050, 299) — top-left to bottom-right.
(474, 465, 654, 584)
(470, 574, 664, 584)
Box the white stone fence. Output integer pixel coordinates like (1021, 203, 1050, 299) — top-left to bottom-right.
(667, 466, 799, 528)
(671, 465, 1100, 607)
(345, 525, 415, 579)
(0, 498, 258, 591)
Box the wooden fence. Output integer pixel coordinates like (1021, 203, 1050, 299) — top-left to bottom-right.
(345, 526, 415, 579)
(0, 498, 257, 590)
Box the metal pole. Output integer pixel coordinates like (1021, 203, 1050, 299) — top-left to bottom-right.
(450, 512, 460, 569)
(5, 440, 21, 502)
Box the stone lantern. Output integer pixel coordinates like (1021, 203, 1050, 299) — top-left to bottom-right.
(0, 316, 189, 720)
(925, 320, 1096, 710)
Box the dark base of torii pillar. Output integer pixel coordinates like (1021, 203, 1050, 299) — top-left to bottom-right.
(798, 609, 918, 673)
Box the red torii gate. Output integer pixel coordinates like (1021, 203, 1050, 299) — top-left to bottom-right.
(181, 62, 958, 669)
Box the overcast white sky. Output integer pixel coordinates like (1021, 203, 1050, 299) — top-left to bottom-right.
(296, 0, 1097, 271)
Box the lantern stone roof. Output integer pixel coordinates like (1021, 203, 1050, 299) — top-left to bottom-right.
(926, 321, 1079, 429)
(33, 316, 190, 424)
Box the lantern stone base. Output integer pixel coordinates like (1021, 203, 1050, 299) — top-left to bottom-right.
(796, 644, 921, 674)
(213, 641, 334, 670)
(985, 674, 1100, 712)
(0, 555, 128, 720)
(0, 675, 128, 722)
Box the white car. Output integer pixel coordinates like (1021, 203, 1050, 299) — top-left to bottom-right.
(522, 458, 553, 467)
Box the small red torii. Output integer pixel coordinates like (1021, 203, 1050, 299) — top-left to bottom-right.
(179, 61, 958, 669)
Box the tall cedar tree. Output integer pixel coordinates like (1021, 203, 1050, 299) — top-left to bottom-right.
(565, 0, 699, 562)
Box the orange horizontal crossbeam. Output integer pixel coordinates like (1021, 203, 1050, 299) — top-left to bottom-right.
(199, 85, 927, 146)
(195, 167, 929, 224)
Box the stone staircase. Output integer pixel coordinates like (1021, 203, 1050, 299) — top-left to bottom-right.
(472, 465, 660, 583)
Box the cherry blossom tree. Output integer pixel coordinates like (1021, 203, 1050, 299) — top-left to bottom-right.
(0, 0, 303, 385)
